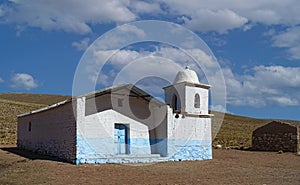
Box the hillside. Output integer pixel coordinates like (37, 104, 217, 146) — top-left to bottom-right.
(0, 93, 71, 105)
(0, 98, 44, 144)
(0, 93, 71, 145)
(0, 93, 299, 147)
(212, 112, 270, 148)
(212, 112, 300, 148)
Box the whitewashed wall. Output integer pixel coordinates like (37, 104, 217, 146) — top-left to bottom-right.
(17, 84, 212, 164)
(166, 105, 212, 161)
(164, 83, 209, 115)
(76, 92, 162, 164)
(185, 85, 209, 115)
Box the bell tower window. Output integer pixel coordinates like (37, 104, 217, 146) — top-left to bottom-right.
(194, 93, 200, 108)
(172, 94, 179, 112)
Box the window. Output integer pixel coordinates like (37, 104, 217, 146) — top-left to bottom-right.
(172, 94, 179, 111)
(118, 98, 124, 107)
(194, 93, 200, 108)
(28, 121, 32, 132)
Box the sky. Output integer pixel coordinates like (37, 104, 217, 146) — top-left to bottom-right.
(0, 0, 300, 121)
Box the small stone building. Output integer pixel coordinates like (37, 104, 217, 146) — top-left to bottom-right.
(17, 67, 213, 164)
(252, 121, 300, 153)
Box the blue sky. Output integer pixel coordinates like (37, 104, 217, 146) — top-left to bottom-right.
(0, 0, 300, 121)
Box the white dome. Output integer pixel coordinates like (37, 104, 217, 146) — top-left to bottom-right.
(173, 66, 200, 84)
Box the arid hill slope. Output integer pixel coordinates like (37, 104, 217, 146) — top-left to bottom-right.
(0, 93, 299, 147)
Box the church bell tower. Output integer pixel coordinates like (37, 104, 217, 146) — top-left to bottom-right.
(163, 66, 211, 116)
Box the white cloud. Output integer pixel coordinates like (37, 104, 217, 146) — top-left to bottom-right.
(2, 0, 300, 35)
(85, 45, 226, 111)
(110, 49, 145, 65)
(271, 26, 300, 60)
(273, 29, 299, 48)
(91, 49, 165, 86)
(161, 0, 300, 32)
(155, 0, 300, 59)
(203, 35, 227, 47)
(267, 97, 299, 106)
(210, 104, 226, 113)
(118, 24, 146, 38)
(0, 77, 4, 83)
(181, 9, 248, 34)
(1, 0, 136, 34)
(91, 46, 220, 87)
(251, 65, 300, 89)
(130, 0, 162, 14)
(87, 49, 144, 86)
(93, 49, 117, 65)
(287, 46, 300, 60)
(0, 4, 5, 17)
(224, 65, 300, 107)
(72, 37, 90, 51)
(94, 24, 146, 50)
(96, 73, 110, 87)
(11, 73, 38, 90)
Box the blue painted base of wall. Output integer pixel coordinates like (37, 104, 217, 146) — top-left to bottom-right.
(167, 139, 212, 161)
(76, 136, 212, 164)
(76, 136, 153, 164)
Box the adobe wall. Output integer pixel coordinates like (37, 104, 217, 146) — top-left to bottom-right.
(252, 123, 298, 152)
(297, 126, 300, 154)
(17, 102, 76, 163)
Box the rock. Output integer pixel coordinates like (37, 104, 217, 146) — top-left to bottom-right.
(215, 144, 222, 149)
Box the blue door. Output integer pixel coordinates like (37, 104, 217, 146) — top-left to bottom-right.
(114, 124, 128, 154)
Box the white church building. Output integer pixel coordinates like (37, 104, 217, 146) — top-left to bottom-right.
(17, 67, 213, 164)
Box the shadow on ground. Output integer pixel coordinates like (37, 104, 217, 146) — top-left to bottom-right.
(0, 146, 68, 163)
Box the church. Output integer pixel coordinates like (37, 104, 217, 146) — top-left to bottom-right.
(17, 66, 213, 164)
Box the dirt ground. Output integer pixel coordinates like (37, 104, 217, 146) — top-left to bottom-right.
(0, 145, 299, 185)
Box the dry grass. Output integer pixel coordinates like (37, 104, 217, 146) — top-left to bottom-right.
(0, 98, 44, 145)
(212, 112, 270, 148)
(1, 146, 299, 185)
(1, 93, 299, 185)
(0, 93, 70, 106)
(0, 93, 70, 145)
(0, 93, 299, 148)
(212, 112, 300, 148)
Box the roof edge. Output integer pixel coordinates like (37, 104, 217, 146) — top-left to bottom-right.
(163, 81, 211, 89)
(17, 98, 73, 118)
(17, 83, 166, 118)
